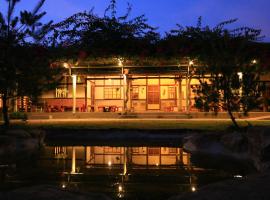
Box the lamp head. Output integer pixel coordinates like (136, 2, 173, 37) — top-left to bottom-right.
(63, 62, 69, 68)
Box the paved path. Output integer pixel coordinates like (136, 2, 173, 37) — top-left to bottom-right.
(1, 117, 269, 124)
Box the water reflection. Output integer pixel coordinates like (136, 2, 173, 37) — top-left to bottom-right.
(0, 144, 239, 200)
(43, 146, 198, 199)
(52, 146, 191, 170)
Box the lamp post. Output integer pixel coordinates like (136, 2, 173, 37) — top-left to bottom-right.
(186, 60, 193, 114)
(64, 62, 76, 114)
(72, 74, 77, 114)
(118, 58, 126, 113)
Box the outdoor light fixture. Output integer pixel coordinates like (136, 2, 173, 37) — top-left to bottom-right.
(185, 60, 194, 114)
(63, 62, 69, 68)
(118, 58, 123, 67)
(72, 75, 77, 114)
(62, 62, 77, 114)
(237, 72, 243, 80)
(108, 161, 112, 167)
(251, 59, 257, 64)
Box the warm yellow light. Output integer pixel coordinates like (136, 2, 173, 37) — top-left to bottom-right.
(252, 59, 257, 64)
(189, 60, 194, 66)
(191, 186, 196, 192)
(62, 184, 66, 189)
(118, 58, 123, 67)
(118, 185, 123, 192)
(108, 161, 112, 167)
(63, 62, 69, 68)
(234, 175, 243, 178)
(156, 163, 159, 167)
(237, 72, 243, 80)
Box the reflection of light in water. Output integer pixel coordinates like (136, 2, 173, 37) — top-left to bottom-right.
(117, 184, 125, 198)
(118, 185, 123, 192)
(234, 175, 243, 178)
(118, 193, 124, 198)
(191, 186, 196, 192)
(61, 183, 66, 189)
(108, 161, 112, 167)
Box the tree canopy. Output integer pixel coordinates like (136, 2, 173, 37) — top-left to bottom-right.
(167, 18, 265, 128)
(0, 0, 61, 126)
(50, 0, 160, 62)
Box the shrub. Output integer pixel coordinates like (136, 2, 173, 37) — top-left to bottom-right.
(9, 112, 28, 121)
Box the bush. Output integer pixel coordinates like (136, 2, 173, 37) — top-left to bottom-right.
(9, 112, 28, 120)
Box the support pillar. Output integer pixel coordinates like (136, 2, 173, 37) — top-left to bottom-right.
(72, 75, 77, 114)
(186, 77, 189, 113)
(177, 78, 182, 112)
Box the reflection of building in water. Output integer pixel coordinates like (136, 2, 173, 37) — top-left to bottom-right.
(52, 146, 190, 167)
(50, 145, 197, 198)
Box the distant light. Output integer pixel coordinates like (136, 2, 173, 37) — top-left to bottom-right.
(234, 175, 243, 178)
(108, 161, 112, 167)
(237, 72, 243, 80)
(251, 59, 257, 64)
(118, 58, 123, 67)
(156, 163, 159, 167)
(191, 186, 196, 192)
(118, 185, 123, 192)
(61, 183, 66, 189)
(189, 61, 194, 66)
(63, 62, 69, 68)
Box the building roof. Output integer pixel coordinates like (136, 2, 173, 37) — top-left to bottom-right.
(70, 65, 192, 76)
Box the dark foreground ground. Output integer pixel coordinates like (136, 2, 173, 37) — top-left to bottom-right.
(1, 171, 270, 200)
(170, 171, 270, 200)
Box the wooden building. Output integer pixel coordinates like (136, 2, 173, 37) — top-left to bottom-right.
(41, 64, 200, 113)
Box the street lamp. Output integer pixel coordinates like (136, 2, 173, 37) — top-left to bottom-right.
(63, 62, 76, 114)
(118, 58, 127, 113)
(186, 60, 194, 114)
(251, 59, 257, 64)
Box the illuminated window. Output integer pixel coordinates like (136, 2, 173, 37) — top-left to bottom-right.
(169, 148, 177, 154)
(132, 87, 139, 99)
(104, 147, 121, 153)
(168, 87, 176, 99)
(132, 147, 139, 153)
(104, 87, 121, 99)
(148, 147, 160, 155)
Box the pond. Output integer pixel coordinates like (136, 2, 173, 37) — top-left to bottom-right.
(0, 141, 244, 200)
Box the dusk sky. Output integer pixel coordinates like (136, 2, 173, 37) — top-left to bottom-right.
(1, 0, 270, 41)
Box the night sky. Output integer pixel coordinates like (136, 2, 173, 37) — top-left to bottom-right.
(1, 0, 270, 41)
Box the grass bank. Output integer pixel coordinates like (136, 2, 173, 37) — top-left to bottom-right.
(2, 119, 270, 131)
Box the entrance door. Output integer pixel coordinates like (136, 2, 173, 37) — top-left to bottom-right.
(147, 86, 160, 110)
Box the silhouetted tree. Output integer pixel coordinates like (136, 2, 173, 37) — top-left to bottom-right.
(168, 18, 265, 128)
(51, 0, 159, 60)
(0, 0, 60, 126)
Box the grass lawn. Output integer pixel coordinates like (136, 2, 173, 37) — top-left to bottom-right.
(4, 119, 270, 131)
